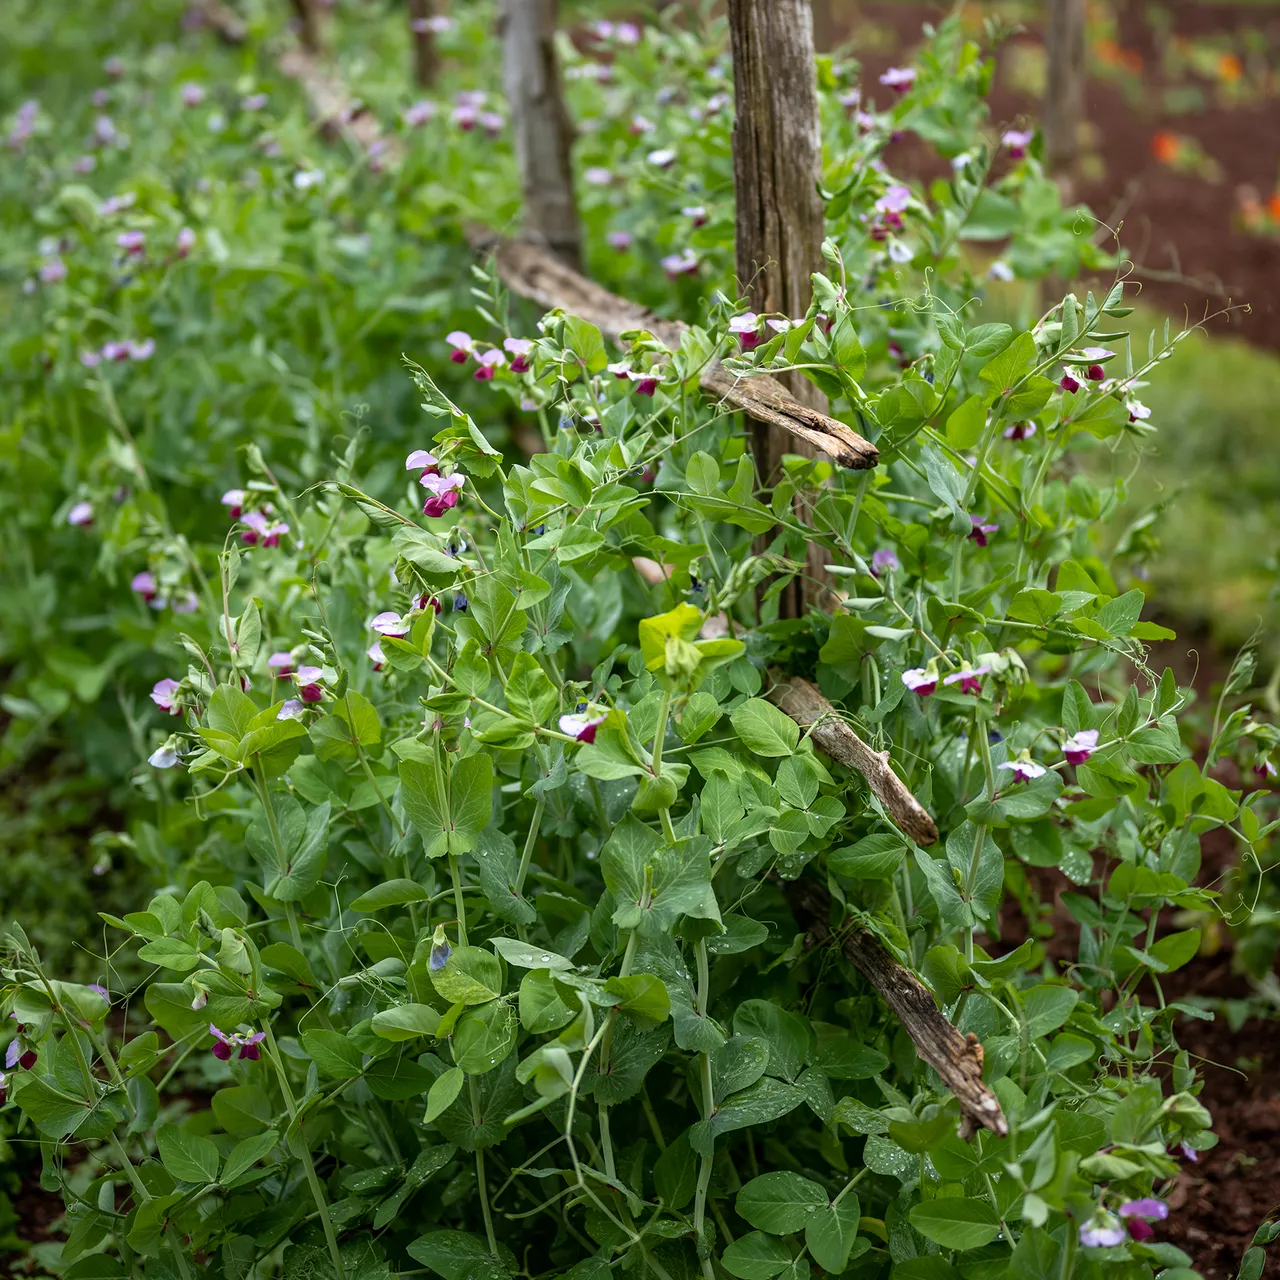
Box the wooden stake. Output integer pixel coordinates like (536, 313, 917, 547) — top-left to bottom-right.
(499, 0, 582, 270)
(408, 0, 439, 88)
(1044, 0, 1086, 187)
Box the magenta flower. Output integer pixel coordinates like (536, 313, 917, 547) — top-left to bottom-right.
(875, 185, 911, 215)
(421, 471, 465, 518)
(661, 249, 699, 278)
(838, 89, 861, 111)
(729, 311, 763, 350)
(1002, 128, 1034, 158)
(998, 756, 1046, 783)
(1255, 757, 1276, 781)
(277, 699, 305, 721)
(870, 548, 899, 576)
(607, 361, 632, 380)
(879, 67, 917, 92)
(117, 230, 145, 255)
(241, 511, 288, 547)
(943, 664, 991, 696)
(606, 230, 632, 252)
(504, 337, 533, 372)
(366, 641, 386, 671)
(628, 370, 660, 396)
(1060, 372, 1081, 393)
(209, 1024, 266, 1062)
(181, 82, 205, 107)
(560, 710, 607, 744)
(295, 666, 324, 703)
(103, 341, 132, 362)
(268, 652, 295, 677)
(451, 103, 478, 130)
(132, 571, 159, 602)
(473, 348, 506, 382)
(477, 111, 503, 137)
(402, 100, 437, 127)
(1063, 729, 1099, 765)
(222, 489, 246, 518)
(901, 668, 937, 697)
(372, 611, 410, 638)
(1086, 364, 1106, 381)
(151, 679, 182, 714)
(968, 516, 998, 547)
(67, 501, 94, 527)
(406, 449, 440, 476)
(446, 330, 474, 363)
(1004, 421, 1036, 441)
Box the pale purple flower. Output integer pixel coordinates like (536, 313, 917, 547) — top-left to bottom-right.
(943, 664, 991, 696)
(181, 82, 205, 107)
(73, 155, 97, 174)
(402, 100, 437, 127)
(989, 260, 1015, 282)
(901, 668, 937, 696)
(209, 1024, 265, 1061)
(366, 641, 386, 670)
(630, 114, 655, 135)
(81, 350, 103, 368)
(1119, 1199, 1168, 1222)
(627, 369, 660, 396)
(241, 510, 288, 547)
(98, 192, 136, 217)
(148, 744, 181, 768)
(1079, 1213, 1125, 1249)
(221, 489, 247, 518)
(104, 56, 125, 78)
(446, 330, 473, 362)
(372, 611, 410, 638)
(968, 516, 998, 547)
(474, 348, 505, 381)
(998, 757, 1046, 783)
(870, 548, 899, 576)
(504, 337, 533, 372)
(67, 501, 94, 527)
(128, 338, 154, 361)
(647, 148, 676, 169)
(875, 185, 911, 215)
(268, 652, 295, 677)
(241, 93, 268, 112)
(406, 449, 440, 473)
(1002, 128, 1033, 157)
(607, 360, 632, 379)
(172, 591, 198, 614)
(1128, 400, 1151, 422)
(277, 699, 306, 721)
(838, 89, 862, 111)
(456, 90, 487, 108)
(429, 924, 452, 971)
(682, 204, 708, 227)
(451, 103, 478, 130)
(39, 258, 68, 284)
(615, 21, 641, 43)
(661, 249, 698, 277)
(295, 666, 324, 703)
(132, 571, 158, 601)
(117, 230, 145, 256)
(1063, 729, 1099, 765)
(584, 166, 613, 187)
(7, 99, 39, 149)
(150, 679, 182, 714)
(478, 112, 504, 137)
(176, 227, 196, 256)
(293, 168, 324, 191)
(89, 984, 110, 1002)
(728, 312, 763, 350)
(560, 710, 607, 744)
(879, 67, 917, 92)
(606, 230, 632, 251)
(93, 115, 120, 147)
(855, 110, 878, 133)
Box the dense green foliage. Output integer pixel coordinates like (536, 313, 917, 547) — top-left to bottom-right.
(3, 4, 1279, 1280)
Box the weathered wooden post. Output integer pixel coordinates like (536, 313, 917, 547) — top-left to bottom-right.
(408, 0, 438, 88)
(1044, 0, 1086, 187)
(500, 0, 582, 270)
(290, 0, 324, 53)
(728, 0, 829, 617)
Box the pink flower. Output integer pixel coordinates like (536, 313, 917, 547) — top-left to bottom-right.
(1119, 1199, 1168, 1238)
(1079, 1214, 1125, 1248)
(176, 227, 196, 256)
(661, 249, 698, 278)
(117, 230, 145, 255)
(478, 111, 504, 137)
(630, 114, 655, 135)
(1060, 373, 1081, 393)
(729, 312, 763, 350)
(181, 82, 205, 107)
(584, 166, 612, 187)
(1002, 128, 1033, 158)
(943, 664, 991, 696)
(504, 337, 533, 372)
(367, 641, 386, 670)
(838, 89, 861, 111)
(80, 349, 102, 368)
(406, 449, 440, 475)
(372, 611, 410, 638)
(682, 204, 708, 227)
(1063, 729, 1099, 765)
(295, 666, 324, 703)
(172, 591, 198, 614)
(241, 93, 268, 112)
(67, 501, 94, 527)
(606, 230, 632, 252)
(560, 710, 607, 743)
(268, 652, 295, 677)
(131, 571, 158, 602)
(473, 349, 504, 380)
(1254, 757, 1276, 781)
(628, 370, 660, 396)
(209, 1024, 266, 1061)
(150, 679, 182, 714)
(277, 699, 305, 721)
(402, 100, 437, 127)
(103, 341, 132, 362)
(129, 338, 155, 361)
(1086, 363, 1106, 381)
(446, 330, 473, 363)
(221, 489, 246, 518)
(421, 471, 465, 517)
(1004, 421, 1036, 441)
(451, 103, 478, 130)
(968, 516, 998, 547)
(998, 756, 1046, 783)
(879, 67, 917, 92)
(607, 361, 632, 379)
(870, 548, 899, 576)
(901, 668, 937, 696)
(39, 258, 67, 283)
(875, 185, 911, 215)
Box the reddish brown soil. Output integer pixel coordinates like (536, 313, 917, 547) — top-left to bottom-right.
(813, 0, 1280, 352)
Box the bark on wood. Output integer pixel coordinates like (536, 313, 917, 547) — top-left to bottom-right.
(408, 0, 439, 87)
(290, 0, 324, 53)
(1044, 0, 1086, 184)
(471, 230, 877, 469)
(499, 0, 582, 270)
(768, 673, 938, 846)
(276, 45, 398, 158)
(728, 0, 831, 617)
(190, 0, 248, 43)
(785, 877, 1008, 1140)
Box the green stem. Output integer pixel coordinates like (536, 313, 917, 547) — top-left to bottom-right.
(107, 1133, 195, 1280)
(692, 938, 716, 1280)
(261, 1023, 347, 1280)
(449, 854, 468, 945)
(514, 799, 545, 900)
(470, 1077, 500, 1258)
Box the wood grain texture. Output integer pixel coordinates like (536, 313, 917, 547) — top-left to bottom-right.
(768, 673, 939, 846)
(499, 0, 582, 270)
(408, 0, 438, 88)
(785, 877, 1008, 1140)
(1044, 0, 1086, 180)
(472, 231, 878, 469)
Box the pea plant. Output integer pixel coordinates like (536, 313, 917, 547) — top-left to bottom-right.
(3, 7, 1277, 1280)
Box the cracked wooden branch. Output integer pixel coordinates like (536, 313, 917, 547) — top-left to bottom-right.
(768, 673, 939, 846)
(468, 230, 878, 470)
(785, 877, 1008, 1140)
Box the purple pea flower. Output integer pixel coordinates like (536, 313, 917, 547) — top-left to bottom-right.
(372, 611, 410, 638)
(901, 668, 937, 697)
(181, 83, 205, 107)
(209, 1024, 266, 1061)
(504, 337, 533, 372)
(132, 571, 159, 602)
(402, 100, 437, 127)
(366, 641, 386, 671)
(473, 348, 506, 381)
(294, 666, 324, 704)
(151, 679, 182, 714)
(968, 516, 998, 547)
(1079, 1212, 1126, 1248)
(268, 652, 296, 678)
(39, 258, 68, 284)
(729, 311, 763, 350)
(871, 548, 899, 577)
(222, 489, 247, 518)
(661, 249, 698, 277)
(421, 471, 465, 518)
(998, 755, 1046, 783)
(429, 925, 452, 971)
(277, 699, 306, 722)
(117, 230, 145, 256)
(1002, 128, 1033, 158)
(606, 230, 632, 252)
(446, 330, 474, 363)
(1063, 729, 1099, 765)
(560, 710, 607, 744)
(67, 501, 94, 527)
(943, 664, 991, 696)
(879, 67, 917, 92)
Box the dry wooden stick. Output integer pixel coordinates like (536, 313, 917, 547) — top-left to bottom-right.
(276, 45, 396, 157)
(785, 878, 1008, 1140)
(189, 0, 248, 43)
(468, 231, 879, 471)
(768, 673, 939, 846)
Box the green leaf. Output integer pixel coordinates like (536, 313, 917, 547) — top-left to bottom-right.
(737, 1171, 828, 1234)
(603, 973, 671, 1029)
(156, 1124, 220, 1184)
(1149, 928, 1201, 973)
(372, 1004, 442, 1041)
(453, 1001, 518, 1074)
(1021, 985, 1079, 1039)
(1008, 589, 1062, 626)
(490, 938, 574, 971)
(136, 937, 200, 972)
(601, 817, 721, 935)
(806, 1193, 861, 1273)
(505, 652, 557, 725)
(830, 833, 906, 879)
(220, 1129, 279, 1186)
(401, 753, 494, 857)
(1097, 588, 1145, 637)
(908, 1197, 1001, 1250)
(406, 1229, 515, 1280)
(351, 879, 430, 912)
(430, 945, 503, 1005)
(424, 1066, 466, 1124)
(689, 1076, 805, 1156)
(731, 699, 799, 757)
(722, 1232, 793, 1279)
(945, 395, 986, 449)
(300, 1029, 364, 1079)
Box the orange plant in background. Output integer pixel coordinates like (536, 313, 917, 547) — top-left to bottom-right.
(1151, 131, 1181, 164)
(1216, 52, 1243, 84)
(1093, 37, 1144, 75)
